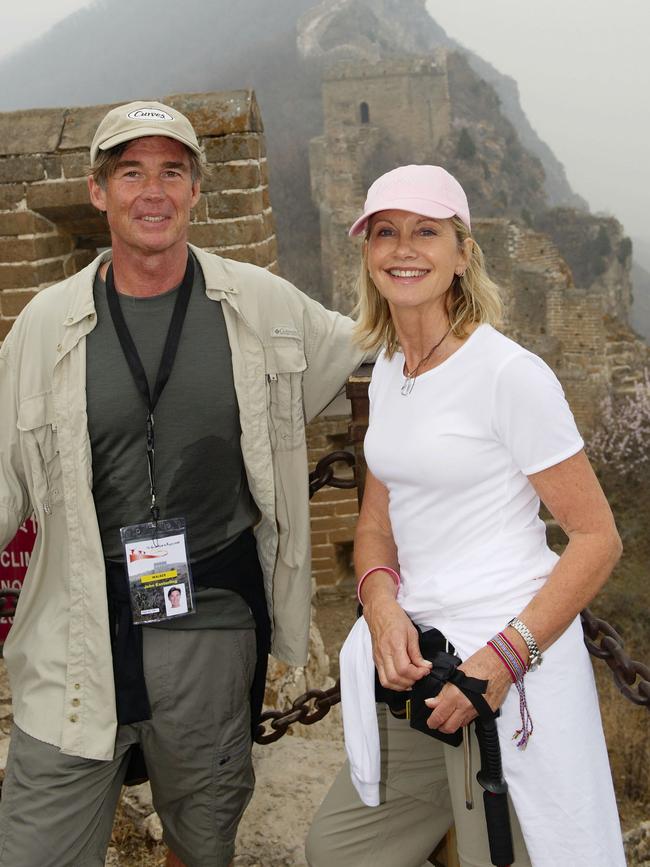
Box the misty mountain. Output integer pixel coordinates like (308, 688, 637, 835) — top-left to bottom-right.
(0, 0, 631, 312)
(0, 0, 580, 209)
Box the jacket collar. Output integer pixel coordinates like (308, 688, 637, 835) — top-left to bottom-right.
(62, 245, 237, 328)
(62, 250, 112, 327)
(189, 244, 239, 300)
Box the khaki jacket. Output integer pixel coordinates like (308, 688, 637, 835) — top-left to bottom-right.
(0, 245, 364, 759)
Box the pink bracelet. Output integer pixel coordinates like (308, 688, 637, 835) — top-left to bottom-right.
(356, 566, 401, 604)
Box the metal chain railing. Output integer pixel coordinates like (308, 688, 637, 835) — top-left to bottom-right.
(255, 685, 342, 744)
(255, 610, 650, 743)
(1, 450, 648, 747)
(308, 450, 356, 498)
(581, 608, 650, 707)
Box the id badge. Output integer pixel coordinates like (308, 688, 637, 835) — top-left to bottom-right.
(120, 517, 196, 624)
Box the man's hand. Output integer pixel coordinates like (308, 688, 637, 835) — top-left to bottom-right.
(424, 644, 512, 733)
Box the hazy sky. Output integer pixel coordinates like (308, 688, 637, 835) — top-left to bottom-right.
(2, 1, 648, 247)
(427, 0, 649, 247)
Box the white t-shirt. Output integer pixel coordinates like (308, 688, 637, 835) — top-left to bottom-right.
(364, 323, 583, 653)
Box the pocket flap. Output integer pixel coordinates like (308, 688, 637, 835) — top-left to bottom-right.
(264, 342, 307, 375)
(17, 392, 56, 431)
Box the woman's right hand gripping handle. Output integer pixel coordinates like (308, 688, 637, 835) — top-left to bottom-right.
(361, 576, 432, 690)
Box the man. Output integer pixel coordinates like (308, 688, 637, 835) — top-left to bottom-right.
(168, 587, 182, 608)
(0, 101, 365, 866)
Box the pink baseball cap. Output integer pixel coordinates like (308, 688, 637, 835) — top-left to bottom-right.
(348, 165, 471, 236)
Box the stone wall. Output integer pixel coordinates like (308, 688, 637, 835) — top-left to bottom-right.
(474, 217, 648, 433)
(0, 91, 277, 340)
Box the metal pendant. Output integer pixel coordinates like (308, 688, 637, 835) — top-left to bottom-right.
(400, 375, 416, 396)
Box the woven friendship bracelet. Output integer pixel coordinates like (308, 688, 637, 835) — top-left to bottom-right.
(356, 566, 401, 604)
(487, 631, 534, 749)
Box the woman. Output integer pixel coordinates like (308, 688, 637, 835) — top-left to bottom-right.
(306, 165, 625, 867)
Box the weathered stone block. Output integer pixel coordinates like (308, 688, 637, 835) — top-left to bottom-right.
(37, 258, 66, 285)
(59, 216, 108, 240)
(263, 209, 275, 236)
(191, 198, 208, 222)
(0, 258, 64, 290)
(59, 104, 121, 152)
(0, 318, 14, 341)
(260, 159, 269, 186)
(205, 189, 264, 220)
(0, 155, 46, 184)
(0, 263, 39, 290)
(43, 156, 63, 180)
(201, 162, 261, 193)
(0, 211, 53, 236)
(189, 216, 266, 249)
(0, 289, 37, 317)
(64, 249, 97, 277)
(0, 109, 65, 156)
(26, 179, 93, 223)
(62, 153, 89, 179)
(187, 224, 221, 248)
(215, 237, 277, 267)
(165, 91, 263, 136)
(203, 134, 263, 163)
(0, 184, 25, 210)
(0, 233, 73, 263)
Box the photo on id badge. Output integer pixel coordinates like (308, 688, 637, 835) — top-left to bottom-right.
(122, 521, 195, 624)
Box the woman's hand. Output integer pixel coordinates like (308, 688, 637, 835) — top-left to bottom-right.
(423, 644, 512, 733)
(364, 595, 432, 690)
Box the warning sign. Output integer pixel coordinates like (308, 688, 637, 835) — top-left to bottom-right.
(0, 516, 37, 643)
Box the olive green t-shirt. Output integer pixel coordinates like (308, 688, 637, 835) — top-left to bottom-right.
(86, 255, 256, 629)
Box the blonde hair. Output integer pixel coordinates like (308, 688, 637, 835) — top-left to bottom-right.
(353, 216, 503, 357)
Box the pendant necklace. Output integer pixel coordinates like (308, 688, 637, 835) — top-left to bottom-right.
(401, 325, 453, 396)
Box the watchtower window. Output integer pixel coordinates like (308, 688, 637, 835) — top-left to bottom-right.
(360, 102, 370, 124)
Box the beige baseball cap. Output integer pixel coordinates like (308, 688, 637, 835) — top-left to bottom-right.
(90, 100, 202, 164)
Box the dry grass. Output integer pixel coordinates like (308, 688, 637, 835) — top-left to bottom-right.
(110, 802, 167, 866)
(596, 666, 650, 829)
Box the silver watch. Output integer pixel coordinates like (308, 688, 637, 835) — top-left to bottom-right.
(507, 617, 543, 671)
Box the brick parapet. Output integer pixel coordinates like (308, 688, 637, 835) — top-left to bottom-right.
(0, 91, 276, 339)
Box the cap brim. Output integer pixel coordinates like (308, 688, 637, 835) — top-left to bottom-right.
(92, 127, 202, 163)
(349, 199, 458, 237)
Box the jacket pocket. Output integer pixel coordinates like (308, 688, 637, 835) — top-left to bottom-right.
(265, 341, 307, 451)
(17, 392, 62, 514)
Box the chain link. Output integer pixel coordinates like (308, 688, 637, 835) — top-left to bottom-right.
(254, 685, 341, 744)
(581, 608, 650, 708)
(0, 589, 19, 619)
(308, 451, 356, 498)
(254, 609, 649, 744)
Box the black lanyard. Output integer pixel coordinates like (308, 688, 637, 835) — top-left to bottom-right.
(105, 254, 194, 522)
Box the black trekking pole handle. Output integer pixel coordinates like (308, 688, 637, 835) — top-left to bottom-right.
(474, 716, 514, 867)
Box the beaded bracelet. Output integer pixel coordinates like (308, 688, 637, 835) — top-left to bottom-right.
(487, 630, 534, 749)
(356, 566, 401, 604)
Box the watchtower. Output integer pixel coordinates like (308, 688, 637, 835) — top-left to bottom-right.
(310, 53, 451, 311)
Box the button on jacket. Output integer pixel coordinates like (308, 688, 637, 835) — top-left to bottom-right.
(0, 245, 365, 760)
